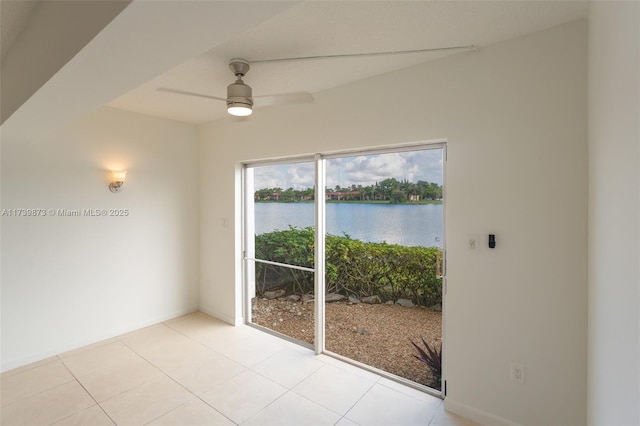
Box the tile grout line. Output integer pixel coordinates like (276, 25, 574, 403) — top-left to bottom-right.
(332, 374, 381, 425)
(162, 317, 333, 425)
(248, 349, 323, 387)
(0, 359, 77, 410)
(5, 313, 462, 426)
(376, 378, 446, 422)
(170, 319, 304, 425)
(286, 386, 364, 424)
(0, 377, 76, 413)
(238, 388, 293, 426)
(119, 326, 240, 426)
(240, 361, 331, 421)
(68, 340, 168, 408)
(55, 355, 119, 426)
(15, 313, 449, 426)
(141, 397, 238, 426)
(377, 378, 444, 405)
(167, 315, 438, 425)
(0, 357, 58, 380)
(146, 372, 240, 426)
(165, 313, 431, 400)
(243, 357, 384, 425)
(161, 318, 274, 369)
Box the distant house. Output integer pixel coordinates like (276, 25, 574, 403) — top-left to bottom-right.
(326, 191, 360, 201)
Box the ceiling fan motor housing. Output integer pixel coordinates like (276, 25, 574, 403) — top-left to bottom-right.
(227, 79, 253, 107)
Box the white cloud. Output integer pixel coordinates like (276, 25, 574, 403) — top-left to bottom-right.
(253, 166, 287, 189)
(287, 163, 315, 188)
(253, 148, 443, 190)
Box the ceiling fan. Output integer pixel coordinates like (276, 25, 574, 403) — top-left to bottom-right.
(157, 58, 313, 117)
(157, 45, 476, 117)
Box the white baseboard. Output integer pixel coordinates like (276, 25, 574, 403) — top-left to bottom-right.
(1, 306, 198, 373)
(445, 398, 522, 426)
(199, 306, 243, 326)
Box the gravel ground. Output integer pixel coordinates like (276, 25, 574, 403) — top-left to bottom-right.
(252, 298, 442, 389)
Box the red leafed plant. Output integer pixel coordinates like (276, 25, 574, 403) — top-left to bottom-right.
(411, 338, 442, 388)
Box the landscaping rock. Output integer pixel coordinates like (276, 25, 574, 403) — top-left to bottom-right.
(263, 289, 286, 300)
(325, 293, 346, 303)
(396, 298, 415, 308)
(430, 303, 442, 312)
(251, 297, 443, 389)
(362, 295, 382, 304)
(348, 296, 361, 304)
(286, 294, 301, 302)
(301, 293, 315, 303)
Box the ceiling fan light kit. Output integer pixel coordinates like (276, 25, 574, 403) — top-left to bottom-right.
(226, 82, 253, 116)
(227, 104, 252, 117)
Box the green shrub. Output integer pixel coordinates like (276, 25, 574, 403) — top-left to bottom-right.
(254, 227, 442, 306)
(254, 226, 315, 295)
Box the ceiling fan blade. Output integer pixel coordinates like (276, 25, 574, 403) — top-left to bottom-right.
(249, 45, 478, 64)
(157, 87, 226, 102)
(254, 92, 314, 107)
(229, 115, 252, 123)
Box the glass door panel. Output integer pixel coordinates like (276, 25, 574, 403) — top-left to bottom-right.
(324, 148, 444, 391)
(245, 162, 316, 346)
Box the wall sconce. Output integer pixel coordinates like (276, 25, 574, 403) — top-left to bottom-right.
(109, 171, 127, 193)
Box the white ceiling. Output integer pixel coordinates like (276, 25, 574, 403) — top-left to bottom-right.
(2, 1, 589, 126)
(107, 1, 588, 124)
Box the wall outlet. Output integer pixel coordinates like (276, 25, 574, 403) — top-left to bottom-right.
(467, 234, 480, 251)
(511, 363, 525, 383)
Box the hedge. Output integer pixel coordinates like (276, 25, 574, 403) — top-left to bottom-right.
(254, 227, 442, 306)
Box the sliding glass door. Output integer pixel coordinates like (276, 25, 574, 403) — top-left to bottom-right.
(243, 144, 445, 392)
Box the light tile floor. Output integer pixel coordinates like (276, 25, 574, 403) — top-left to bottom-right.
(1, 312, 478, 426)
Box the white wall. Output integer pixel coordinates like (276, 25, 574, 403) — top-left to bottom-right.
(199, 21, 587, 425)
(1, 107, 199, 371)
(587, 2, 640, 425)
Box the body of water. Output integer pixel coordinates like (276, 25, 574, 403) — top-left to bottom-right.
(254, 202, 443, 248)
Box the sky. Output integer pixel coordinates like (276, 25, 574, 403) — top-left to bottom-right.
(253, 148, 443, 190)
